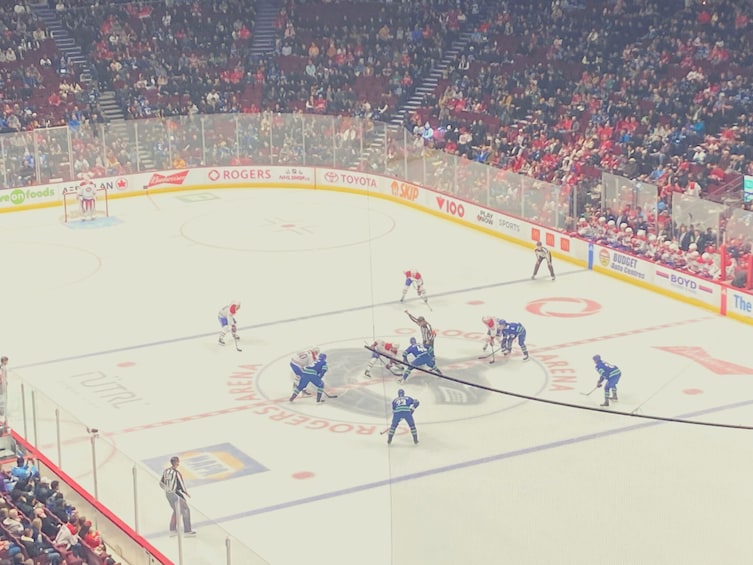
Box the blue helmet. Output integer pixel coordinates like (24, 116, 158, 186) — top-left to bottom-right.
(592, 354, 601, 363)
(397, 389, 405, 397)
(410, 337, 417, 345)
(318, 353, 327, 362)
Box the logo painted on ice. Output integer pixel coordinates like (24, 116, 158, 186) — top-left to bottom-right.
(526, 297, 602, 318)
(655, 346, 753, 375)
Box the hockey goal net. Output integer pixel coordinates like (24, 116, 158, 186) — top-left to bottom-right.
(62, 181, 109, 222)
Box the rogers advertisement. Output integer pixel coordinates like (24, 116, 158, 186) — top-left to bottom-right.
(205, 167, 314, 184)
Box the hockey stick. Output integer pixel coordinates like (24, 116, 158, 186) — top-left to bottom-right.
(380, 427, 390, 435)
(580, 386, 598, 396)
(322, 390, 338, 399)
(488, 346, 496, 364)
(478, 341, 500, 360)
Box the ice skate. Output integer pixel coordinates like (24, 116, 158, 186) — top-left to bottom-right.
(600, 399, 610, 407)
(522, 355, 529, 361)
(364, 369, 371, 378)
(218, 336, 226, 345)
(551, 276, 556, 281)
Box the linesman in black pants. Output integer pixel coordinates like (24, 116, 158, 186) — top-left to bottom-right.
(532, 241, 556, 281)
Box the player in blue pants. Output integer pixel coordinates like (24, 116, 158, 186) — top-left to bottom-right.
(593, 354, 621, 407)
(387, 389, 419, 445)
(400, 337, 442, 383)
(289, 354, 328, 404)
(501, 321, 529, 361)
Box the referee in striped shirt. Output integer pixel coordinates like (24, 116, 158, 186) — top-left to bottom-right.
(160, 456, 196, 536)
(532, 241, 556, 281)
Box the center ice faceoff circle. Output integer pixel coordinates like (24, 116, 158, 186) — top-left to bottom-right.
(253, 336, 550, 427)
(179, 197, 396, 252)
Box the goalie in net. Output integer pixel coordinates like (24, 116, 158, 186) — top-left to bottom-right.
(63, 179, 109, 222)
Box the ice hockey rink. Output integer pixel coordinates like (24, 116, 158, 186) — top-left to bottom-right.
(2, 187, 753, 565)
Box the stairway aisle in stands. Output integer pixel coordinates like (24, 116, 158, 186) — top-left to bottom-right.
(249, 0, 282, 61)
(357, 2, 486, 170)
(31, 1, 92, 84)
(388, 30, 473, 129)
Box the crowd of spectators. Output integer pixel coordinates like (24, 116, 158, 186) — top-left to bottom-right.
(0, 455, 120, 565)
(3, 0, 753, 284)
(405, 0, 753, 203)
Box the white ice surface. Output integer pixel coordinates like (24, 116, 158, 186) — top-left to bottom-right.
(1, 188, 753, 565)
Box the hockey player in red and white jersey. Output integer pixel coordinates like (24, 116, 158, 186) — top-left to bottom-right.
(290, 347, 321, 395)
(365, 340, 401, 377)
(481, 316, 506, 351)
(78, 179, 97, 220)
(217, 300, 241, 345)
(631, 229, 648, 256)
(401, 269, 428, 305)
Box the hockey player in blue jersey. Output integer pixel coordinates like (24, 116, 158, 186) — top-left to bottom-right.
(500, 320, 529, 361)
(289, 354, 328, 404)
(387, 389, 419, 445)
(593, 354, 621, 407)
(400, 337, 442, 383)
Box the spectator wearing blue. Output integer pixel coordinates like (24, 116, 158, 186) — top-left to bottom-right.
(10, 457, 31, 482)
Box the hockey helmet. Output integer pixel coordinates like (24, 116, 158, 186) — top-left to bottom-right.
(482, 316, 494, 328)
(409, 337, 417, 346)
(417, 316, 425, 323)
(318, 353, 327, 362)
(498, 319, 506, 327)
(535, 241, 543, 247)
(592, 354, 601, 363)
(397, 389, 405, 397)
(389, 342, 399, 354)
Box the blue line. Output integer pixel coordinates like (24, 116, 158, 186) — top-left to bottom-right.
(150, 397, 752, 536)
(16, 269, 587, 369)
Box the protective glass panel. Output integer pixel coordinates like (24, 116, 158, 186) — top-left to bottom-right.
(671, 193, 725, 245)
(134, 119, 171, 171)
(35, 126, 72, 182)
(201, 114, 238, 167)
(236, 114, 271, 165)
